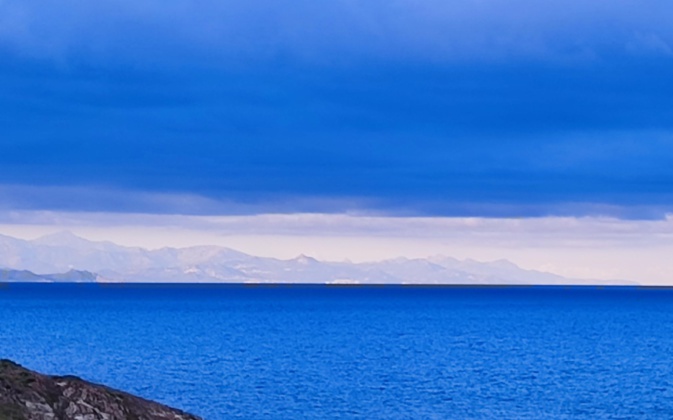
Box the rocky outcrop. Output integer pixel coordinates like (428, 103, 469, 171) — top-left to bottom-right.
(0, 360, 201, 420)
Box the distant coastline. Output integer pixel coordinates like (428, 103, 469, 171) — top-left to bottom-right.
(0, 268, 99, 283)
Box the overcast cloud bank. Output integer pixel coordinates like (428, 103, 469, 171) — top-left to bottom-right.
(1, 0, 672, 217)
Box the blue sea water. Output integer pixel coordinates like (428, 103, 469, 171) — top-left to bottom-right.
(2, 284, 673, 419)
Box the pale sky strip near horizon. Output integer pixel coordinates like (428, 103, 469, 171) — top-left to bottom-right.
(1, 211, 673, 284)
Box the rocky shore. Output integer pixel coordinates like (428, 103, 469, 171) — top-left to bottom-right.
(0, 360, 201, 420)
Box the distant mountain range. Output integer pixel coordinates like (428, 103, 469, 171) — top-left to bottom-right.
(0, 232, 636, 285)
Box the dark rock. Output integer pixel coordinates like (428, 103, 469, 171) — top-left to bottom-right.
(0, 360, 202, 420)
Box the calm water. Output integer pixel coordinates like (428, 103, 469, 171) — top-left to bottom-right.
(1, 284, 673, 419)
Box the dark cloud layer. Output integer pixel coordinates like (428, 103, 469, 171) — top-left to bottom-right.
(1, 0, 673, 217)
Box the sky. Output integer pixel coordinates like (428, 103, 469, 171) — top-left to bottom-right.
(1, 1, 673, 283)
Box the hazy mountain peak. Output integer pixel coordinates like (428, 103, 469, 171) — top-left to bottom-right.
(292, 254, 318, 264)
(32, 231, 91, 247)
(427, 255, 460, 264)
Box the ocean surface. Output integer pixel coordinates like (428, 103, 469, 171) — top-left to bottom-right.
(2, 284, 673, 419)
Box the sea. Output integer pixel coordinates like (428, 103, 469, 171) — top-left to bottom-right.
(1, 284, 673, 419)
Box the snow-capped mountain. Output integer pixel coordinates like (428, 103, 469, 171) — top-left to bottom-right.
(0, 232, 635, 285)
